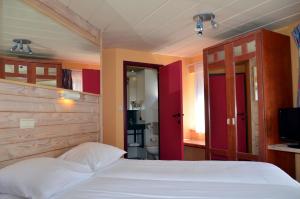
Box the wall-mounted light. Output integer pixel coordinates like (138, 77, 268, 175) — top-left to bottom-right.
(61, 90, 81, 101)
(193, 13, 218, 36)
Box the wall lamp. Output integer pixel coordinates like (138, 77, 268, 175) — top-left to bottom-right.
(61, 90, 81, 101)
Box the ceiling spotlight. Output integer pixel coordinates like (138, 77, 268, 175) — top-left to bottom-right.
(10, 43, 18, 52)
(193, 13, 218, 36)
(27, 45, 33, 55)
(19, 42, 24, 52)
(10, 39, 33, 55)
(195, 17, 204, 34)
(211, 16, 218, 29)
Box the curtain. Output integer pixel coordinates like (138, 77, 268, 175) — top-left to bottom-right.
(292, 24, 300, 107)
(62, 69, 73, 90)
(71, 70, 83, 92)
(194, 63, 205, 133)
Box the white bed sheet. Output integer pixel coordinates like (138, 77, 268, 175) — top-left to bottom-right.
(0, 194, 23, 199)
(50, 159, 300, 199)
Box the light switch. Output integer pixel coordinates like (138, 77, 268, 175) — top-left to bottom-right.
(20, 119, 35, 129)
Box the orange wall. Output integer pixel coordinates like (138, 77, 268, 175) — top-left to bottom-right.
(274, 20, 300, 107)
(102, 49, 117, 146)
(62, 60, 100, 70)
(102, 48, 202, 149)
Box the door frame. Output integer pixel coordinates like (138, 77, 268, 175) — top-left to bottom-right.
(123, 61, 162, 158)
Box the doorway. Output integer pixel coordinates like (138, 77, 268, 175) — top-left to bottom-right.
(124, 61, 161, 160)
(123, 60, 184, 160)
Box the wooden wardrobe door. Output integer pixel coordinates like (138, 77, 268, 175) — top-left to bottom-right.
(204, 44, 235, 160)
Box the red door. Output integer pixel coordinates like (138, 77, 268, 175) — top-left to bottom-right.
(209, 75, 228, 160)
(159, 60, 183, 160)
(82, 69, 100, 94)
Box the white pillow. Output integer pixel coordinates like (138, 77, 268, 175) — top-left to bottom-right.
(59, 142, 126, 171)
(0, 158, 93, 199)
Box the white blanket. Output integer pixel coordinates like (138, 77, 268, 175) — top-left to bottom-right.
(50, 160, 300, 199)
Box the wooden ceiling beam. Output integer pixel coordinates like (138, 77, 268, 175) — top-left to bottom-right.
(23, 0, 100, 45)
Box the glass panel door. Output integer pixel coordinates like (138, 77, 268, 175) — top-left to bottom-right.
(5, 64, 14, 73)
(234, 57, 259, 159)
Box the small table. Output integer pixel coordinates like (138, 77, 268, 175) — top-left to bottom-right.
(268, 143, 300, 182)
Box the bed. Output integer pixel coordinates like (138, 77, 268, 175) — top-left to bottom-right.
(49, 159, 300, 199)
(1, 143, 299, 199)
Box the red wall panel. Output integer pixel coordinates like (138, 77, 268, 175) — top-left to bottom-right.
(82, 69, 100, 94)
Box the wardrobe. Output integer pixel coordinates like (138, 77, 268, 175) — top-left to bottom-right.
(204, 29, 295, 176)
(0, 56, 62, 87)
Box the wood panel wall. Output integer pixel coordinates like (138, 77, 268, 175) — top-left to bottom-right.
(0, 79, 100, 168)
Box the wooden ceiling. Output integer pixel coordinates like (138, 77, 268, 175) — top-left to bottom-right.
(58, 0, 300, 56)
(1, 0, 300, 62)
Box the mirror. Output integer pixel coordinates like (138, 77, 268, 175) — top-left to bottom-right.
(234, 57, 259, 155)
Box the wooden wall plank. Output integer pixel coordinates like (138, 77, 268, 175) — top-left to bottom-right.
(0, 112, 98, 129)
(0, 123, 98, 145)
(0, 80, 99, 103)
(0, 132, 98, 162)
(0, 95, 98, 113)
(0, 147, 72, 168)
(0, 80, 100, 167)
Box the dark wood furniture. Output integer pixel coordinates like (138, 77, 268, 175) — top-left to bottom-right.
(128, 124, 146, 147)
(0, 56, 62, 87)
(203, 29, 295, 177)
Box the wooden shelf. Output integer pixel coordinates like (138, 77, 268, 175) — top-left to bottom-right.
(184, 139, 205, 149)
(268, 144, 300, 154)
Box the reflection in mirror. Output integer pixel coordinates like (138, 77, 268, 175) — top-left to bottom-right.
(5, 77, 27, 83)
(36, 79, 57, 87)
(235, 57, 259, 155)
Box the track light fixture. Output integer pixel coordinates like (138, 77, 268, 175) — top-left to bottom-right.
(10, 39, 33, 55)
(193, 13, 218, 36)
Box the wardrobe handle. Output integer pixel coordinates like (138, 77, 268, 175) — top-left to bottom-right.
(231, 118, 235, 125)
(227, 118, 231, 125)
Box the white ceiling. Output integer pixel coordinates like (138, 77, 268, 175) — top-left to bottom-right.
(0, 0, 100, 64)
(57, 0, 300, 57)
(1, 0, 300, 63)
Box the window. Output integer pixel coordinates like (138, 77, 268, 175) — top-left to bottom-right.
(71, 70, 83, 92)
(195, 63, 205, 133)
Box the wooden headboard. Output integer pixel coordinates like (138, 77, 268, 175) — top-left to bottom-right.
(0, 80, 101, 168)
